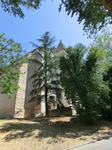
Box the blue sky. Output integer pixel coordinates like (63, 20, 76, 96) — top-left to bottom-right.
(0, 0, 93, 53)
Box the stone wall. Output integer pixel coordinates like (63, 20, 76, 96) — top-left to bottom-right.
(14, 63, 28, 118)
(0, 49, 42, 119)
(0, 92, 16, 118)
(24, 53, 36, 118)
(24, 50, 42, 118)
(0, 62, 29, 119)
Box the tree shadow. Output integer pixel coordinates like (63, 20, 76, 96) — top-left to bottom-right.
(0, 117, 112, 142)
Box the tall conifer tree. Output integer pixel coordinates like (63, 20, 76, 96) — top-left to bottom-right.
(29, 32, 59, 116)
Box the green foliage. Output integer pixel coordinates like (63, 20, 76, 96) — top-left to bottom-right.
(92, 30, 112, 68)
(103, 67, 112, 118)
(0, 33, 28, 97)
(60, 0, 112, 36)
(1, 0, 42, 18)
(87, 30, 112, 113)
(91, 30, 112, 119)
(60, 43, 110, 124)
(1, 0, 112, 37)
(29, 32, 60, 116)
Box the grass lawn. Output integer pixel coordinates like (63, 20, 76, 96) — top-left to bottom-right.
(0, 116, 112, 150)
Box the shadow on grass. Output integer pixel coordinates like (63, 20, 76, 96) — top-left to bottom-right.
(0, 117, 112, 142)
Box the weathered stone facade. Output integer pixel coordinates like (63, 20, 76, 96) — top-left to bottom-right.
(0, 91, 16, 118)
(0, 41, 72, 118)
(0, 49, 41, 118)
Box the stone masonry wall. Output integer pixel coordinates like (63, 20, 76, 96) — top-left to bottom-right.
(14, 63, 28, 118)
(24, 55, 36, 118)
(0, 50, 42, 119)
(24, 51, 41, 118)
(0, 91, 16, 118)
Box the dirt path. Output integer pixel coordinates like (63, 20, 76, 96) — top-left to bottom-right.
(0, 116, 112, 150)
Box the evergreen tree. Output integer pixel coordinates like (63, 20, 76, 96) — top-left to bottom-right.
(29, 32, 59, 116)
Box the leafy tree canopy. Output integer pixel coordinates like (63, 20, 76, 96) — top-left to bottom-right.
(1, 0, 42, 18)
(0, 33, 28, 97)
(60, 0, 112, 36)
(1, 0, 112, 36)
(59, 43, 110, 124)
(90, 29, 112, 72)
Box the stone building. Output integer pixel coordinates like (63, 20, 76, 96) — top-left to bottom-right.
(0, 40, 72, 118)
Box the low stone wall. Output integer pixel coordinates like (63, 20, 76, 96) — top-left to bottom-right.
(49, 107, 72, 116)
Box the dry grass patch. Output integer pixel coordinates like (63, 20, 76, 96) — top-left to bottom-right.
(0, 116, 112, 150)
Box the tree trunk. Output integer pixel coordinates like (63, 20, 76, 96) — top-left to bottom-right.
(45, 87, 49, 116)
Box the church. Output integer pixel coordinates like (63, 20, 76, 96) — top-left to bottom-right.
(0, 41, 75, 118)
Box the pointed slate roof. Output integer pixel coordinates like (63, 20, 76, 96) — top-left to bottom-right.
(54, 40, 66, 54)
